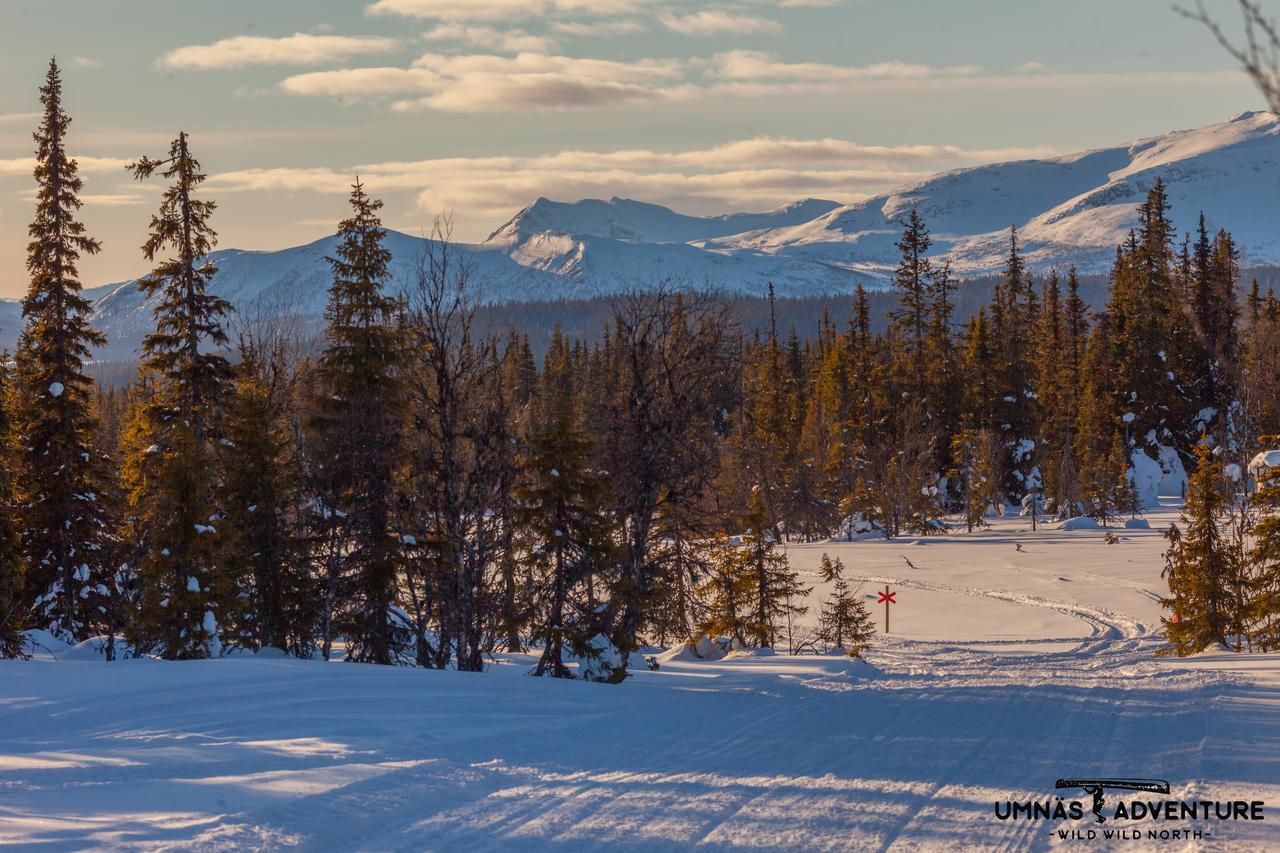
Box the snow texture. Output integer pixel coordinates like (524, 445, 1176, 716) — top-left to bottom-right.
(3, 501, 1278, 849)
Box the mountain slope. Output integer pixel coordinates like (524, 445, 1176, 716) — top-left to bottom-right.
(2, 112, 1277, 358)
(706, 111, 1280, 277)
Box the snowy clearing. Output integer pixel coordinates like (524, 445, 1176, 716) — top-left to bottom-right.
(3, 502, 1278, 851)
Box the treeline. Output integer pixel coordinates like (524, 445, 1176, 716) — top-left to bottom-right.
(2, 61, 1280, 670)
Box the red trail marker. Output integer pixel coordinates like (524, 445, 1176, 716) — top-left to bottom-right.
(878, 585, 896, 633)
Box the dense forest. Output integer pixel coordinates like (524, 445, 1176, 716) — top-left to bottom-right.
(3, 59, 1280, 673)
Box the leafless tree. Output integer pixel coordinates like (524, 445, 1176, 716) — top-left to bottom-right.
(596, 284, 735, 669)
(402, 217, 503, 671)
(1178, 0, 1280, 111)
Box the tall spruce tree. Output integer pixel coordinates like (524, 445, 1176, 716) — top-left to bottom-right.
(306, 180, 406, 665)
(1161, 443, 1234, 655)
(0, 356, 26, 658)
(220, 339, 313, 656)
(890, 210, 933, 404)
(517, 331, 615, 679)
(14, 59, 115, 643)
(122, 132, 231, 659)
(1247, 451, 1280, 650)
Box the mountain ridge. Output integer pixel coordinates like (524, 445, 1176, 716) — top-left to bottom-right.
(2, 111, 1278, 358)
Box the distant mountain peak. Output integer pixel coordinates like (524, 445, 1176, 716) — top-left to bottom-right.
(4, 114, 1277, 361)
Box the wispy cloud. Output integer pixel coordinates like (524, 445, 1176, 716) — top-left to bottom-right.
(282, 52, 688, 111)
(552, 19, 647, 37)
(158, 33, 400, 70)
(660, 10, 781, 36)
(366, 0, 637, 21)
(708, 50, 978, 81)
(0, 112, 40, 125)
(0, 156, 132, 176)
(422, 24, 558, 54)
(204, 135, 1060, 239)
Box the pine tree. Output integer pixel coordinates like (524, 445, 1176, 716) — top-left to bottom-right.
(951, 427, 1003, 531)
(1247, 449, 1280, 650)
(697, 534, 755, 646)
(741, 491, 810, 648)
(122, 132, 231, 659)
(219, 340, 313, 656)
(989, 227, 1041, 500)
(0, 355, 27, 658)
(305, 180, 406, 665)
(814, 554, 874, 656)
(1160, 443, 1233, 655)
(517, 337, 615, 679)
(890, 210, 934, 406)
(14, 58, 115, 643)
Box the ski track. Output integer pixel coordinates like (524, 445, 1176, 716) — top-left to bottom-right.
(4, 555, 1280, 849)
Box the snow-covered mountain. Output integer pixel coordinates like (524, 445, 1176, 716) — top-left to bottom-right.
(0, 299, 21, 351)
(705, 110, 1280, 278)
(2, 112, 1278, 359)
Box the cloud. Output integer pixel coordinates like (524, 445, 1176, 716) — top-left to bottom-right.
(0, 112, 40, 125)
(158, 33, 400, 70)
(660, 10, 781, 36)
(204, 135, 1061, 240)
(79, 193, 147, 206)
(282, 51, 688, 111)
(73, 56, 101, 68)
(366, 0, 636, 21)
(423, 24, 558, 53)
(552, 19, 647, 37)
(281, 67, 443, 98)
(0, 156, 132, 176)
(709, 50, 976, 81)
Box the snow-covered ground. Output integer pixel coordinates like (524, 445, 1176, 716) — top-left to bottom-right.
(3, 502, 1278, 851)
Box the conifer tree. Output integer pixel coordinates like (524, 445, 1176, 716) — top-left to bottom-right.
(890, 210, 933, 404)
(951, 427, 1003, 531)
(517, 335, 615, 679)
(305, 180, 406, 665)
(220, 338, 312, 655)
(815, 554, 874, 656)
(1161, 443, 1234, 655)
(122, 132, 231, 659)
(697, 534, 754, 646)
(1246, 449, 1280, 650)
(0, 356, 26, 658)
(14, 58, 115, 642)
(989, 227, 1041, 500)
(740, 491, 810, 648)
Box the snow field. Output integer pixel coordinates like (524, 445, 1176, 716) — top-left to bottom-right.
(2, 502, 1278, 851)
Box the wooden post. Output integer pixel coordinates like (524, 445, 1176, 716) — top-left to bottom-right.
(884, 583, 890, 634)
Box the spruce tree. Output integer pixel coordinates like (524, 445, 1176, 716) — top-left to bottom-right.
(517, 333, 614, 679)
(305, 180, 406, 665)
(697, 534, 754, 646)
(122, 132, 231, 659)
(14, 58, 115, 643)
(1247, 450, 1280, 650)
(815, 554, 874, 656)
(0, 356, 26, 658)
(741, 491, 810, 648)
(220, 341, 313, 655)
(1160, 443, 1233, 655)
(890, 210, 933, 404)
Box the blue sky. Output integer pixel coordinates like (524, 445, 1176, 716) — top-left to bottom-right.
(0, 0, 1265, 294)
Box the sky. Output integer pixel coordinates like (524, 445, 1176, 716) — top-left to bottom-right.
(0, 0, 1268, 296)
